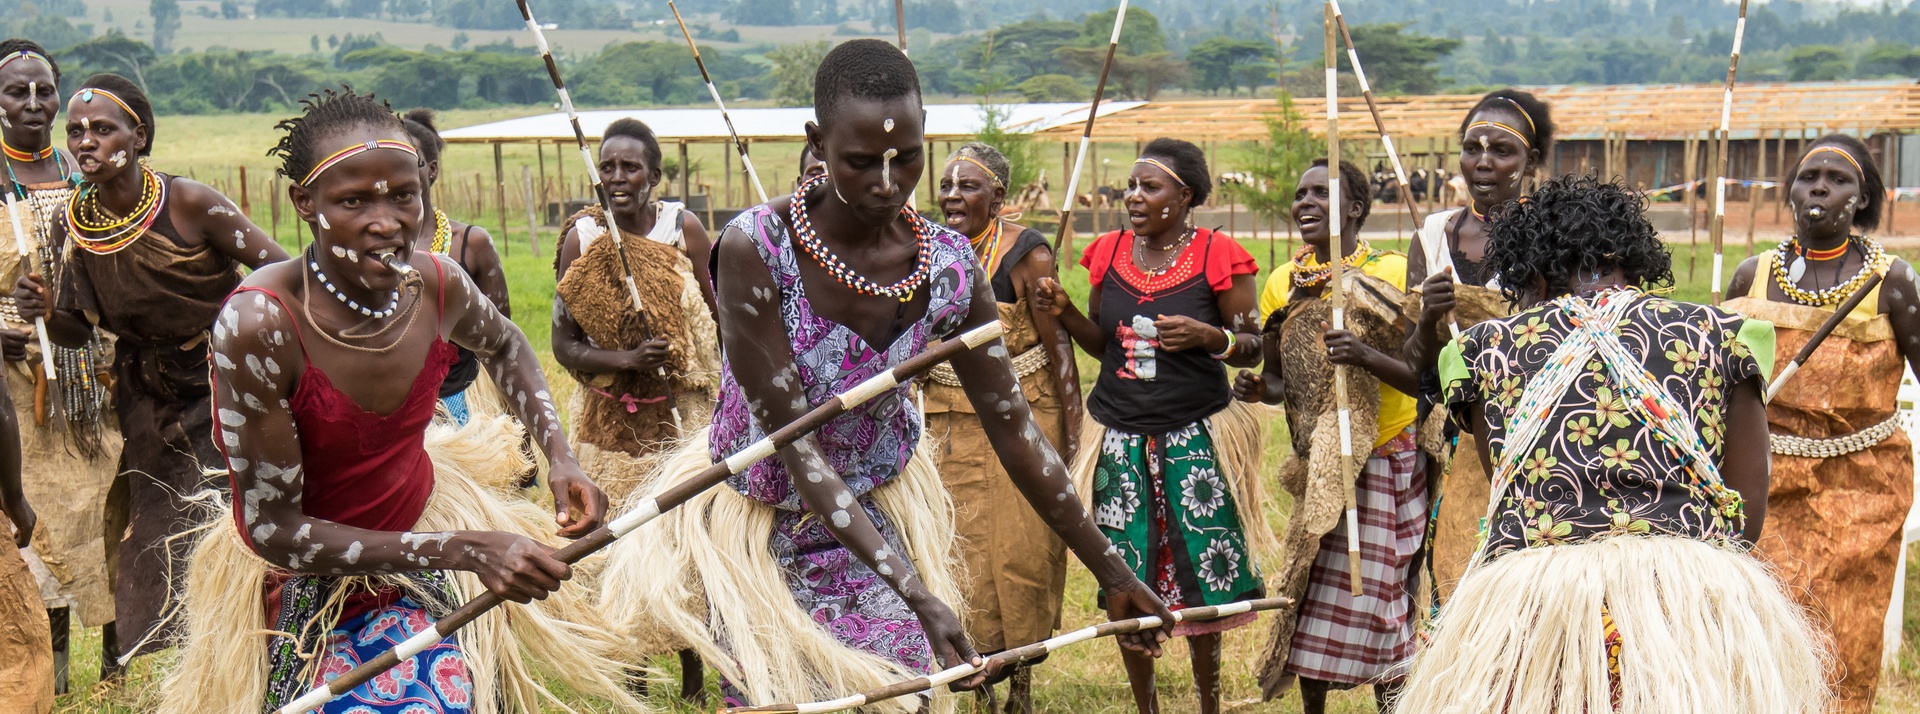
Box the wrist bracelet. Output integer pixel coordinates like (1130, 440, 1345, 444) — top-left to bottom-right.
(1210, 327, 1236, 360)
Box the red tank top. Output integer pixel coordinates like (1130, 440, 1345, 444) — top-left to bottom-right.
(221, 256, 457, 537)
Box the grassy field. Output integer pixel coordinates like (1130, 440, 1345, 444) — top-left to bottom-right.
(36, 113, 1920, 712)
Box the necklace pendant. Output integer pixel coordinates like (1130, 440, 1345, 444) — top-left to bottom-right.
(1787, 256, 1806, 283)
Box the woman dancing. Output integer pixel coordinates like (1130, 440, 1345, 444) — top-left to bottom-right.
(0, 39, 121, 685)
(1237, 159, 1425, 712)
(1403, 88, 1555, 602)
(13, 72, 287, 661)
(162, 88, 635, 714)
(1402, 175, 1825, 714)
(0, 338, 45, 710)
(1725, 135, 1915, 713)
(552, 116, 717, 699)
(927, 141, 1080, 712)
(1035, 137, 1269, 714)
(604, 40, 1168, 711)
(399, 108, 509, 426)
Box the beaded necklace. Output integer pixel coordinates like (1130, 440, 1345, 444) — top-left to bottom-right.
(1771, 235, 1889, 307)
(970, 218, 1006, 277)
(428, 208, 452, 254)
(1290, 240, 1379, 291)
(307, 245, 402, 319)
(67, 166, 165, 255)
(790, 172, 932, 302)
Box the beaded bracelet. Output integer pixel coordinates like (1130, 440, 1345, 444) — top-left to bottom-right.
(1210, 327, 1236, 360)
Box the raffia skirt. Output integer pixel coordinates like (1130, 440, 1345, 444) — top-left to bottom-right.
(1400, 535, 1831, 714)
(597, 428, 962, 714)
(157, 412, 645, 714)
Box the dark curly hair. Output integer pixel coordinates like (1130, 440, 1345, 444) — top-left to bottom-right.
(268, 86, 404, 183)
(1788, 133, 1884, 230)
(1140, 137, 1211, 207)
(0, 39, 59, 82)
(603, 117, 662, 172)
(1311, 158, 1372, 232)
(1458, 88, 1555, 163)
(399, 107, 444, 166)
(814, 39, 920, 127)
(75, 74, 154, 156)
(1485, 175, 1672, 307)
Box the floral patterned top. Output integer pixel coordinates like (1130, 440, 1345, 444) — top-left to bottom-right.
(1438, 291, 1774, 557)
(709, 204, 976, 511)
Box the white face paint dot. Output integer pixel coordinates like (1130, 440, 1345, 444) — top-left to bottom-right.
(831, 509, 851, 528)
(331, 245, 347, 259)
(317, 213, 331, 230)
(883, 118, 895, 132)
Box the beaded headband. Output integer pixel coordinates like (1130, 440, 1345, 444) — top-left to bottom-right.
(71, 87, 143, 128)
(0, 51, 50, 73)
(952, 155, 1004, 188)
(302, 139, 420, 186)
(1464, 120, 1533, 149)
(1134, 157, 1187, 186)
(1801, 145, 1863, 176)
(1492, 97, 1536, 133)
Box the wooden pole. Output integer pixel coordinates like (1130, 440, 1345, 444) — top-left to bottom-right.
(1749, 133, 1764, 252)
(1708, 0, 1752, 305)
(237, 165, 251, 218)
(537, 141, 547, 215)
(269, 174, 282, 242)
(1051, 0, 1131, 256)
(493, 143, 507, 253)
(1685, 136, 1698, 280)
(1885, 133, 1900, 236)
(1325, 1, 1362, 599)
(522, 165, 540, 258)
(1774, 128, 1787, 226)
(678, 140, 690, 202)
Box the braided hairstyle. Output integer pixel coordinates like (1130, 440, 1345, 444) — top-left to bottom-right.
(813, 39, 920, 127)
(399, 107, 445, 166)
(268, 86, 405, 183)
(1484, 174, 1673, 307)
(1139, 137, 1212, 207)
(1789, 133, 1884, 230)
(1311, 157, 1373, 232)
(75, 74, 154, 156)
(947, 142, 1011, 189)
(1458, 88, 1555, 162)
(0, 39, 59, 81)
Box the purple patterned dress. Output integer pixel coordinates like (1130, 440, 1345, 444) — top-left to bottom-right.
(709, 203, 975, 678)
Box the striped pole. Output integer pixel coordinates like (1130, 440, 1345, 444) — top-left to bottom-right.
(722, 597, 1293, 714)
(1709, 0, 1750, 305)
(669, 1, 768, 205)
(4, 194, 55, 382)
(271, 321, 1008, 714)
(1051, 0, 1130, 255)
(517, 0, 680, 428)
(1324, 1, 1363, 599)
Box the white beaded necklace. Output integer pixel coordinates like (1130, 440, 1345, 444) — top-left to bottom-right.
(307, 246, 400, 319)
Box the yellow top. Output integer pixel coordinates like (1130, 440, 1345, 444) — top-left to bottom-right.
(1260, 251, 1416, 450)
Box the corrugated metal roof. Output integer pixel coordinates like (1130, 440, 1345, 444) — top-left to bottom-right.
(439, 101, 1146, 144)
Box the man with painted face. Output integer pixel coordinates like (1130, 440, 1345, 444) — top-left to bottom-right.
(0, 40, 121, 688)
(604, 39, 1170, 709)
(1725, 135, 1918, 714)
(163, 87, 637, 714)
(1404, 89, 1556, 603)
(1235, 159, 1426, 712)
(11, 73, 288, 663)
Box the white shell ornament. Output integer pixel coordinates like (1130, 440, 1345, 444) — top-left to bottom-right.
(1787, 256, 1806, 283)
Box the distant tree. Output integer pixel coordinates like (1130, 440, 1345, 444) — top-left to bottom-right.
(327, 34, 338, 49)
(149, 0, 179, 53)
(103, 9, 112, 23)
(15, 15, 91, 52)
(220, 0, 238, 18)
(974, 19, 1077, 84)
(1015, 73, 1084, 102)
(1786, 45, 1849, 81)
(342, 0, 381, 19)
(587, 41, 699, 104)
(309, 35, 318, 53)
(1187, 37, 1271, 96)
(1056, 7, 1183, 100)
(905, 0, 959, 31)
(451, 32, 469, 50)
(66, 30, 156, 87)
(769, 40, 827, 106)
(332, 33, 385, 67)
(727, 0, 793, 26)
(1339, 23, 1459, 94)
(1856, 42, 1920, 78)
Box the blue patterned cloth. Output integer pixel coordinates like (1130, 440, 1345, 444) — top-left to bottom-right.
(438, 392, 470, 427)
(309, 596, 473, 713)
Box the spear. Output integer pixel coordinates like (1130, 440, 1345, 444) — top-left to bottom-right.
(723, 597, 1294, 714)
(517, 0, 680, 429)
(668, 0, 769, 205)
(1051, 0, 1130, 255)
(1327, 0, 1457, 340)
(1766, 269, 1884, 401)
(271, 320, 1008, 714)
(1324, 1, 1363, 599)
(1708, 0, 1751, 305)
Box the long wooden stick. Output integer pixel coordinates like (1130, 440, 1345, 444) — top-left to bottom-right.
(893, 0, 908, 54)
(518, 0, 680, 429)
(273, 321, 1008, 714)
(669, 0, 769, 205)
(1708, 0, 1751, 305)
(1323, 2, 1362, 599)
(1766, 271, 1883, 401)
(1051, 0, 1130, 255)
(4, 194, 55, 383)
(723, 597, 1293, 714)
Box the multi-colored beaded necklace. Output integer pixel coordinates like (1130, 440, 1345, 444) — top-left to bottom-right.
(1, 138, 52, 163)
(969, 218, 1006, 277)
(67, 165, 166, 255)
(427, 208, 452, 254)
(1290, 240, 1379, 291)
(1121, 227, 1199, 295)
(1771, 235, 1889, 307)
(790, 172, 932, 302)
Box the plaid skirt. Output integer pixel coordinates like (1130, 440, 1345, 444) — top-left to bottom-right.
(1285, 429, 1426, 685)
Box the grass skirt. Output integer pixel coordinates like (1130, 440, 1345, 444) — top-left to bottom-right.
(597, 428, 961, 714)
(158, 412, 647, 714)
(1400, 535, 1830, 714)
